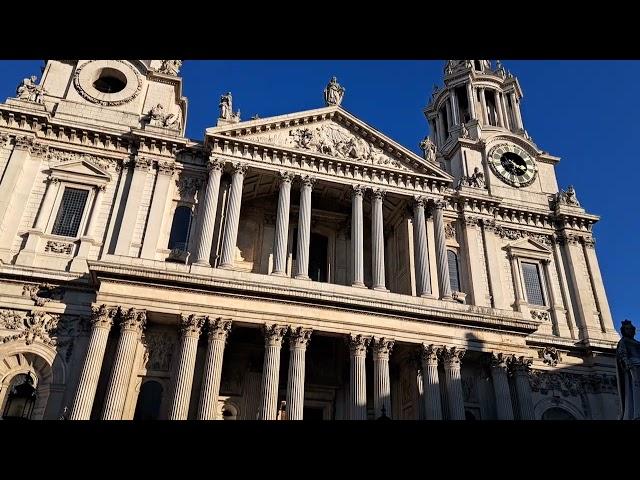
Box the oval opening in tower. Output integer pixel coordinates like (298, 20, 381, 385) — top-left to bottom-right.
(92, 67, 127, 94)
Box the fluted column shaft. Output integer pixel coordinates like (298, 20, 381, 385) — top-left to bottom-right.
(258, 325, 288, 420)
(510, 93, 524, 130)
(168, 315, 204, 420)
(351, 185, 365, 287)
(479, 88, 489, 125)
(286, 327, 312, 420)
(272, 172, 293, 275)
(442, 347, 466, 420)
(490, 353, 514, 420)
(413, 197, 432, 296)
(295, 176, 315, 279)
(198, 318, 231, 420)
(101, 308, 146, 420)
(69, 305, 114, 420)
(349, 335, 370, 420)
(84, 185, 106, 238)
(449, 90, 459, 125)
(466, 83, 477, 120)
(372, 338, 394, 418)
(512, 357, 535, 420)
(432, 200, 453, 300)
(371, 189, 387, 291)
(495, 90, 505, 127)
(421, 344, 443, 420)
(194, 158, 224, 265)
(219, 163, 247, 268)
(500, 93, 511, 130)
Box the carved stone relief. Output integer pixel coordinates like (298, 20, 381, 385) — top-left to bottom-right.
(529, 370, 617, 396)
(143, 331, 176, 372)
(45, 241, 74, 255)
(22, 283, 65, 307)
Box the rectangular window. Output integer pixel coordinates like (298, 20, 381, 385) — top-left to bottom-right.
(447, 250, 460, 292)
(521, 262, 545, 306)
(51, 187, 89, 237)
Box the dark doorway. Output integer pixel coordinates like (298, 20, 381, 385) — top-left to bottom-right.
(303, 407, 325, 420)
(134, 381, 163, 420)
(309, 233, 328, 282)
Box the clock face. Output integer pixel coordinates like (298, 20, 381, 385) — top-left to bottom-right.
(488, 143, 537, 187)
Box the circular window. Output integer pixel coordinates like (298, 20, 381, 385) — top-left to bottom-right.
(92, 68, 127, 94)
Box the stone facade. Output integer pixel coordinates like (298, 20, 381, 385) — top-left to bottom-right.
(0, 60, 620, 420)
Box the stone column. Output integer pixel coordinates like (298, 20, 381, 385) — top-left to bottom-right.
(489, 353, 514, 420)
(349, 334, 370, 420)
(68, 305, 115, 420)
(449, 90, 459, 126)
(510, 93, 524, 130)
(444, 99, 453, 128)
(500, 93, 511, 130)
(218, 162, 248, 268)
(441, 346, 466, 420)
(168, 314, 204, 420)
(371, 188, 387, 291)
(286, 327, 312, 420)
(115, 156, 151, 256)
(101, 308, 146, 420)
(33, 177, 60, 231)
(193, 158, 224, 266)
(413, 196, 431, 296)
(582, 238, 616, 336)
(272, 171, 293, 276)
(294, 175, 315, 280)
(494, 90, 505, 127)
(479, 88, 489, 125)
(372, 337, 394, 419)
(437, 113, 446, 145)
(140, 161, 175, 259)
(258, 324, 288, 420)
(351, 185, 365, 287)
(197, 318, 232, 420)
(69, 184, 107, 272)
(421, 344, 443, 420)
(510, 356, 535, 420)
(432, 200, 453, 300)
(466, 83, 477, 120)
(480, 220, 506, 309)
(84, 185, 107, 238)
(461, 216, 488, 306)
(509, 252, 526, 310)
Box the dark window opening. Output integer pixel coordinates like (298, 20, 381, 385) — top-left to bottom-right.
(486, 90, 498, 126)
(456, 86, 470, 124)
(303, 407, 324, 420)
(51, 187, 89, 237)
(2, 373, 36, 420)
(134, 381, 163, 420)
(92, 68, 127, 94)
(441, 107, 449, 138)
(541, 407, 576, 420)
(309, 232, 328, 282)
(522, 262, 546, 306)
(447, 250, 461, 292)
(474, 60, 481, 71)
(168, 206, 192, 251)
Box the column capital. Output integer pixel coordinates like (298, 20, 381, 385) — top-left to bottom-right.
(413, 195, 427, 210)
(480, 218, 498, 232)
(299, 174, 316, 188)
(264, 324, 288, 347)
(421, 343, 441, 364)
(278, 170, 294, 184)
(440, 346, 465, 366)
(371, 188, 386, 200)
(348, 334, 371, 356)
(206, 317, 232, 341)
(14, 135, 36, 151)
(232, 162, 249, 175)
(490, 352, 513, 371)
(352, 184, 365, 198)
(133, 156, 152, 171)
(289, 326, 312, 349)
(46, 175, 60, 186)
(463, 216, 479, 227)
(179, 313, 205, 338)
(96, 184, 107, 192)
(509, 356, 533, 375)
(90, 304, 116, 329)
(371, 337, 394, 358)
(117, 307, 146, 333)
(432, 198, 447, 210)
(207, 157, 225, 172)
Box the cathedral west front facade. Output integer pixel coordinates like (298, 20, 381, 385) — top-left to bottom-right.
(0, 60, 621, 420)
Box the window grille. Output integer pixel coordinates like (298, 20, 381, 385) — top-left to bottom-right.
(522, 262, 545, 306)
(51, 187, 89, 237)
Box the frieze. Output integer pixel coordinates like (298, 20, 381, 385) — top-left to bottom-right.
(45, 240, 74, 255)
(47, 148, 117, 171)
(494, 225, 552, 246)
(530, 309, 551, 323)
(22, 283, 65, 307)
(529, 370, 617, 396)
(0, 310, 60, 346)
(538, 346, 561, 367)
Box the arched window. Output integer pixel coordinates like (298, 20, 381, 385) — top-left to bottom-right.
(2, 373, 36, 420)
(168, 206, 192, 251)
(447, 250, 461, 292)
(541, 407, 576, 420)
(134, 381, 163, 420)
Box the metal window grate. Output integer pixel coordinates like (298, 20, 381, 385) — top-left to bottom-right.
(447, 250, 460, 292)
(522, 262, 545, 306)
(51, 187, 89, 237)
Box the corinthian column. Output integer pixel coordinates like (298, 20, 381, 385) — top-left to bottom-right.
(272, 171, 293, 276)
(286, 327, 312, 420)
(372, 337, 394, 419)
(168, 314, 204, 420)
(421, 344, 443, 420)
(432, 200, 453, 300)
(258, 324, 288, 420)
(349, 334, 371, 420)
(441, 346, 466, 420)
(219, 162, 248, 268)
(413, 196, 432, 296)
(489, 353, 514, 420)
(351, 185, 365, 287)
(69, 305, 115, 420)
(295, 175, 315, 280)
(101, 308, 146, 420)
(194, 158, 224, 265)
(510, 356, 535, 420)
(194, 318, 231, 420)
(371, 188, 387, 291)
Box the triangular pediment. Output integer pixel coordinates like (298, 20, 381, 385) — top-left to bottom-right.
(50, 159, 111, 183)
(206, 106, 453, 182)
(505, 237, 552, 258)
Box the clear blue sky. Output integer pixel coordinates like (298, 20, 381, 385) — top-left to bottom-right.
(1, 60, 636, 330)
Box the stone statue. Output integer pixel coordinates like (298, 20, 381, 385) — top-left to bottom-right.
(16, 75, 46, 103)
(470, 167, 484, 187)
(219, 92, 232, 120)
(147, 104, 179, 129)
(159, 60, 182, 76)
(459, 122, 470, 139)
(616, 320, 640, 420)
(324, 76, 345, 106)
(419, 136, 437, 163)
(554, 185, 581, 208)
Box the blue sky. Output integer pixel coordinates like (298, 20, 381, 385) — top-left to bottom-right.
(0, 60, 636, 329)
